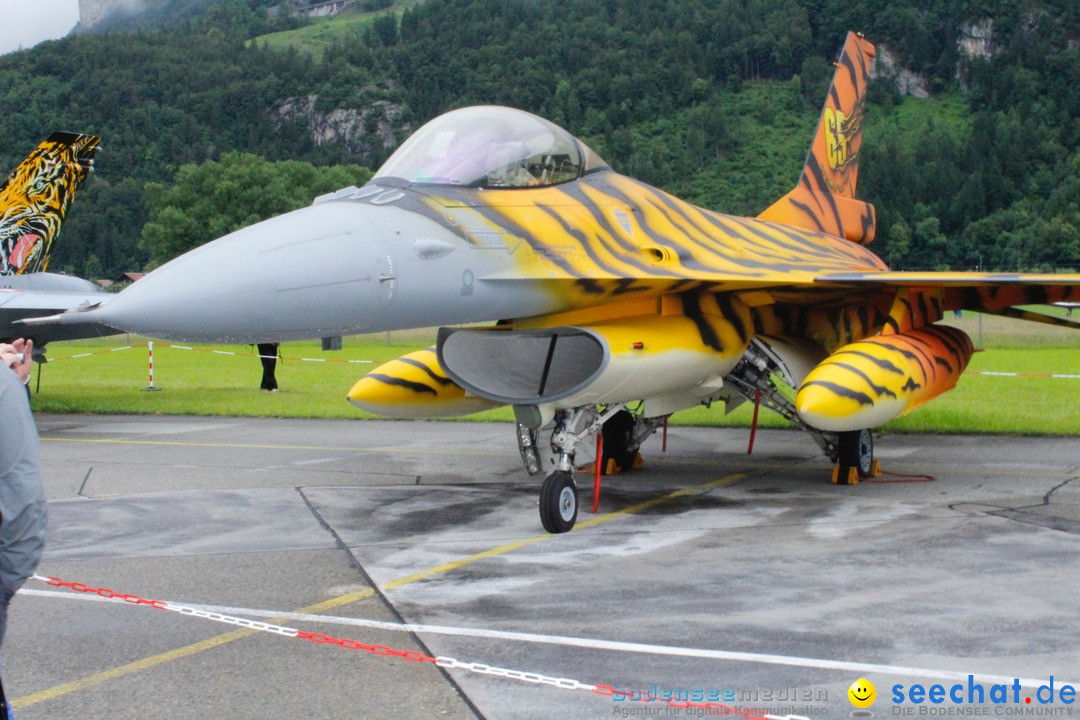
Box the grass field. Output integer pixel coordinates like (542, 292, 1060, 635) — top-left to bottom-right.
(250, 1, 421, 59)
(27, 311, 1079, 435)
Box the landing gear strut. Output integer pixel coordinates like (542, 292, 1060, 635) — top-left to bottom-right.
(534, 407, 603, 533)
(723, 339, 885, 483)
(523, 405, 664, 533)
(724, 342, 836, 455)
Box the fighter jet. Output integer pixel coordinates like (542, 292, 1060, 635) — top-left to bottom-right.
(44, 33, 1080, 532)
(0, 132, 121, 351)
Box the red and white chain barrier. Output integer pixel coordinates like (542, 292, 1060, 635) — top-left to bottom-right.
(32, 574, 796, 719)
(43, 344, 142, 362)
(44, 342, 376, 365)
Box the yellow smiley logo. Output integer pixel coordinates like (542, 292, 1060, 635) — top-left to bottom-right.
(848, 678, 876, 708)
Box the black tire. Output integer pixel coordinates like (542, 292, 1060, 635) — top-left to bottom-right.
(838, 429, 874, 478)
(601, 410, 638, 473)
(539, 471, 577, 533)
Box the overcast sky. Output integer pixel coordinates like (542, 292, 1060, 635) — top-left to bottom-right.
(0, 0, 80, 56)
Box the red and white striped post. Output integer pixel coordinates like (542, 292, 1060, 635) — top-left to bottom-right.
(143, 341, 162, 391)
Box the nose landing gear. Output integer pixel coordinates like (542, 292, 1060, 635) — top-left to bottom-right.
(527, 405, 664, 533)
(539, 471, 578, 533)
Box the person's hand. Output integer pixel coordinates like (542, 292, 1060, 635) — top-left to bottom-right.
(0, 338, 32, 383)
(0, 343, 18, 368)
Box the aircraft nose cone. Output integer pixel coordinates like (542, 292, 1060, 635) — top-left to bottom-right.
(96, 202, 394, 343)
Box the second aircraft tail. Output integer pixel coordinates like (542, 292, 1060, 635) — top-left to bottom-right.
(0, 131, 101, 275)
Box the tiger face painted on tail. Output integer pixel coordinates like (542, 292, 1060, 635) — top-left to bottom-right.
(0, 132, 100, 275)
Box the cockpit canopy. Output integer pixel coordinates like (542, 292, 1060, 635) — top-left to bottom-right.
(374, 106, 609, 189)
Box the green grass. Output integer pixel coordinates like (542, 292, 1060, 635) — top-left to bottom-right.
(28, 313, 1079, 435)
(868, 91, 971, 143)
(250, 1, 421, 59)
(31, 331, 441, 420)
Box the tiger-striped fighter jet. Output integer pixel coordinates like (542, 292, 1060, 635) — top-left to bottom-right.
(59, 33, 1080, 531)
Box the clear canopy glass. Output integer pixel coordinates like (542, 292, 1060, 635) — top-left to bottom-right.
(375, 106, 608, 189)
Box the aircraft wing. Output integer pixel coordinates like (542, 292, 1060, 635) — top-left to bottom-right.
(809, 270, 1080, 327)
(474, 267, 1080, 316)
(815, 270, 1080, 288)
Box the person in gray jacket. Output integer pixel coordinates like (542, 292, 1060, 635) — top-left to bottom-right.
(0, 339, 47, 646)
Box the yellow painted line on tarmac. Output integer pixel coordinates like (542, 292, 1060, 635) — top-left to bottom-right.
(14, 472, 744, 710)
(577, 472, 743, 529)
(383, 473, 745, 589)
(11, 628, 254, 709)
(12, 587, 378, 710)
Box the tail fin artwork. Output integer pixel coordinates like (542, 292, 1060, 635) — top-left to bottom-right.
(758, 31, 877, 244)
(0, 132, 101, 276)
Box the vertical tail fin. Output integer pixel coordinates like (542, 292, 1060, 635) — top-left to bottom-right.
(758, 32, 877, 244)
(0, 132, 101, 275)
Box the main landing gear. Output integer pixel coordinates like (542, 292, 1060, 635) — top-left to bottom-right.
(834, 428, 875, 484)
(723, 340, 877, 484)
(601, 409, 642, 475)
(519, 405, 664, 533)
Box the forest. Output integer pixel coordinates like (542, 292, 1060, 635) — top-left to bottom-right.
(0, 0, 1077, 278)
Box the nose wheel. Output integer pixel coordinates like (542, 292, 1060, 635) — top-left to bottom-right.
(539, 471, 578, 533)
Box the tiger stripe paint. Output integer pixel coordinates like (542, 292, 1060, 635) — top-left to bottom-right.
(796, 325, 975, 431)
(348, 347, 500, 418)
(884, 289, 945, 335)
(1, 132, 100, 275)
(757, 32, 877, 243)
(373, 170, 889, 315)
(818, 278, 1080, 330)
(947, 284, 1080, 314)
(751, 301, 890, 355)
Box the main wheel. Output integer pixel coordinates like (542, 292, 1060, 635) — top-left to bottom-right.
(539, 471, 578, 533)
(601, 410, 638, 474)
(838, 429, 874, 478)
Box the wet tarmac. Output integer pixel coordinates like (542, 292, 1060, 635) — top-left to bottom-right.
(6, 415, 1079, 719)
